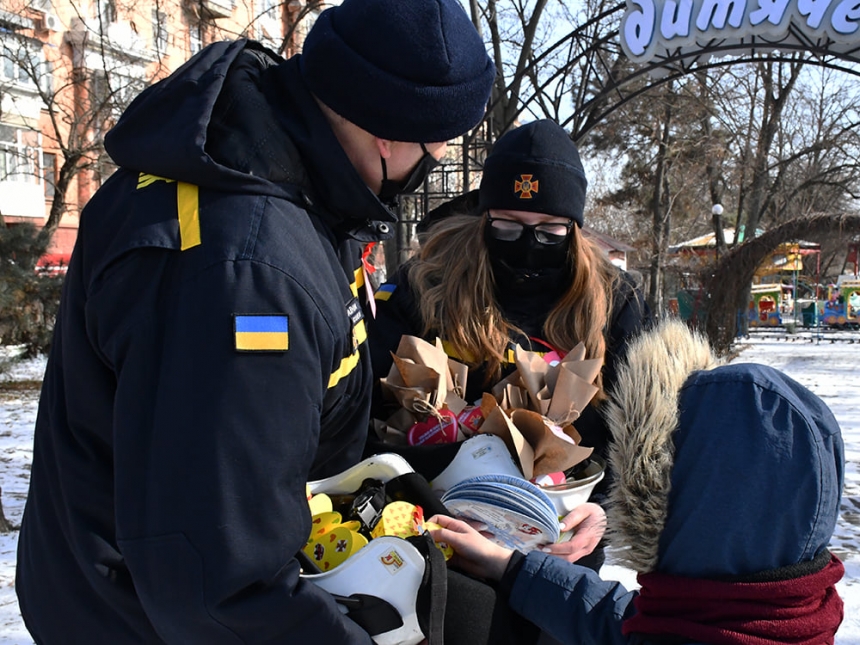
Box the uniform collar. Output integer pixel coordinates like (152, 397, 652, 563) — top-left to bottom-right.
(264, 58, 397, 242)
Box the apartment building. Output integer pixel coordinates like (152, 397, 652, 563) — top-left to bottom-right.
(0, 0, 320, 267)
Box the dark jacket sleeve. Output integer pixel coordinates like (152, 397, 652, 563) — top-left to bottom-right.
(603, 271, 653, 395)
(506, 551, 638, 645)
(367, 262, 424, 381)
(93, 251, 373, 644)
(576, 271, 652, 502)
(364, 264, 464, 477)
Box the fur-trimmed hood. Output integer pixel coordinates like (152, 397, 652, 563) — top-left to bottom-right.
(604, 320, 844, 578)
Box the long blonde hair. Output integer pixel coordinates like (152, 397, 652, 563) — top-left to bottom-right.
(410, 213, 619, 395)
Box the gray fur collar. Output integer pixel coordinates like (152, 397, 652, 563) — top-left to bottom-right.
(603, 319, 721, 572)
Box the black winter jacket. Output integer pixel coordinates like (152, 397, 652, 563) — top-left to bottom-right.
(367, 260, 651, 491)
(16, 40, 391, 644)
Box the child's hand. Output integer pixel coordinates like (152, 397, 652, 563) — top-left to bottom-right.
(540, 503, 606, 563)
(425, 514, 514, 582)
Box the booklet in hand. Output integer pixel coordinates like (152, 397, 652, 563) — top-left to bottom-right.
(440, 473, 561, 552)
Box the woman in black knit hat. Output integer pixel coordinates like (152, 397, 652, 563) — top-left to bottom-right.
(368, 119, 651, 573)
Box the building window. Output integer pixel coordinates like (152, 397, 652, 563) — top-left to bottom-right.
(43, 152, 56, 198)
(259, 0, 283, 46)
(0, 125, 42, 185)
(0, 37, 46, 92)
(261, 0, 279, 20)
(152, 9, 168, 54)
(89, 72, 146, 140)
(39, 57, 52, 95)
(93, 154, 116, 189)
(96, 0, 117, 28)
(295, 7, 321, 47)
(189, 22, 202, 55)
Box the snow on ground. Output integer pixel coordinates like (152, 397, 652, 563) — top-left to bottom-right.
(0, 332, 858, 643)
(0, 351, 43, 645)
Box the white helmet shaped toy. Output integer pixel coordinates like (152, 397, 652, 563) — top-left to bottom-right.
(304, 454, 445, 645)
(301, 536, 429, 645)
(540, 457, 605, 515)
(430, 434, 522, 495)
(307, 453, 415, 496)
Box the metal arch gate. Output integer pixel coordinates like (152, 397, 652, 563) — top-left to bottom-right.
(386, 0, 860, 278)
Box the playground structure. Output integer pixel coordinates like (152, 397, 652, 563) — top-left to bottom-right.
(671, 233, 860, 332)
(748, 284, 784, 327)
(744, 276, 860, 330)
(819, 277, 860, 329)
(747, 246, 860, 330)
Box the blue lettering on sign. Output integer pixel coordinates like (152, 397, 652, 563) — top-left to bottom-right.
(620, 0, 860, 64)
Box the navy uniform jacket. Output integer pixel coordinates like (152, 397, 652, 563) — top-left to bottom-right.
(16, 40, 389, 643)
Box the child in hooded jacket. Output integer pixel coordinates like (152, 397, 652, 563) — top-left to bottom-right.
(429, 319, 845, 645)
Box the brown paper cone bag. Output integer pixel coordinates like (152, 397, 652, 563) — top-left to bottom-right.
(476, 399, 535, 480)
(510, 409, 593, 478)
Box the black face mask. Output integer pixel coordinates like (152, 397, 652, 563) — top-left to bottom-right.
(484, 225, 572, 296)
(484, 224, 570, 272)
(378, 143, 439, 204)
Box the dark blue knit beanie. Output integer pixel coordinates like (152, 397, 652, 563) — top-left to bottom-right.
(478, 119, 588, 226)
(299, 0, 495, 143)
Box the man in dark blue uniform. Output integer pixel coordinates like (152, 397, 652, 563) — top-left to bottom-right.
(15, 0, 494, 641)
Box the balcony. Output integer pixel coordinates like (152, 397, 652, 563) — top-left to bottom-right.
(66, 18, 156, 67)
(1, 89, 43, 128)
(0, 9, 33, 30)
(201, 0, 236, 19)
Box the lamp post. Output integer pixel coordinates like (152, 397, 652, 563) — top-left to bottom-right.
(712, 203, 726, 262)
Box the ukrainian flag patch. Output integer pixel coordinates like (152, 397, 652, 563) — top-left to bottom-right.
(375, 283, 397, 301)
(234, 314, 289, 352)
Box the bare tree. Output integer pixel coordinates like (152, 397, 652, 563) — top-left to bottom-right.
(683, 59, 860, 335)
(0, 0, 317, 255)
(0, 1, 177, 252)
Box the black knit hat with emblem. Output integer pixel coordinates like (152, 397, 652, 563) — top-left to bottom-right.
(478, 119, 587, 226)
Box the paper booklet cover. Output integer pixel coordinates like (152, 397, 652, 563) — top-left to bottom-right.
(440, 474, 561, 552)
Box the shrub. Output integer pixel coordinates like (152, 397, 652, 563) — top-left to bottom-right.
(0, 223, 64, 356)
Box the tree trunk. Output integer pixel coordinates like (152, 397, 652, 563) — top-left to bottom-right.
(648, 97, 674, 314)
(0, 488, 15, 533)
(743, 61, 802, 242)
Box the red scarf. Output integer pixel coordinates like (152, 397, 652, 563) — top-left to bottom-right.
(622, 554, 844, 645)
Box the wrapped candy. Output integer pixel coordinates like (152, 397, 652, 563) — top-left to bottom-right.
(371, 501, 453, 560)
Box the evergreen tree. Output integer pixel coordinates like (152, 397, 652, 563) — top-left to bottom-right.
(0, 222, 64, 357)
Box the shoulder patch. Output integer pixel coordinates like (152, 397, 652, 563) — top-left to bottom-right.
(137, 173, 176, 189)
(234, 314, 289, 352)
(375, 283, 397, 301)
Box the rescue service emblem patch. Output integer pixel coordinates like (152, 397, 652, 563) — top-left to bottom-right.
(234, 314, 289, 352)
(514, 174, 539, 199)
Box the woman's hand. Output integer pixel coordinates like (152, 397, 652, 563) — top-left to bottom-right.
(426, 514, 514, 582)
(539, 503, 606, 563)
